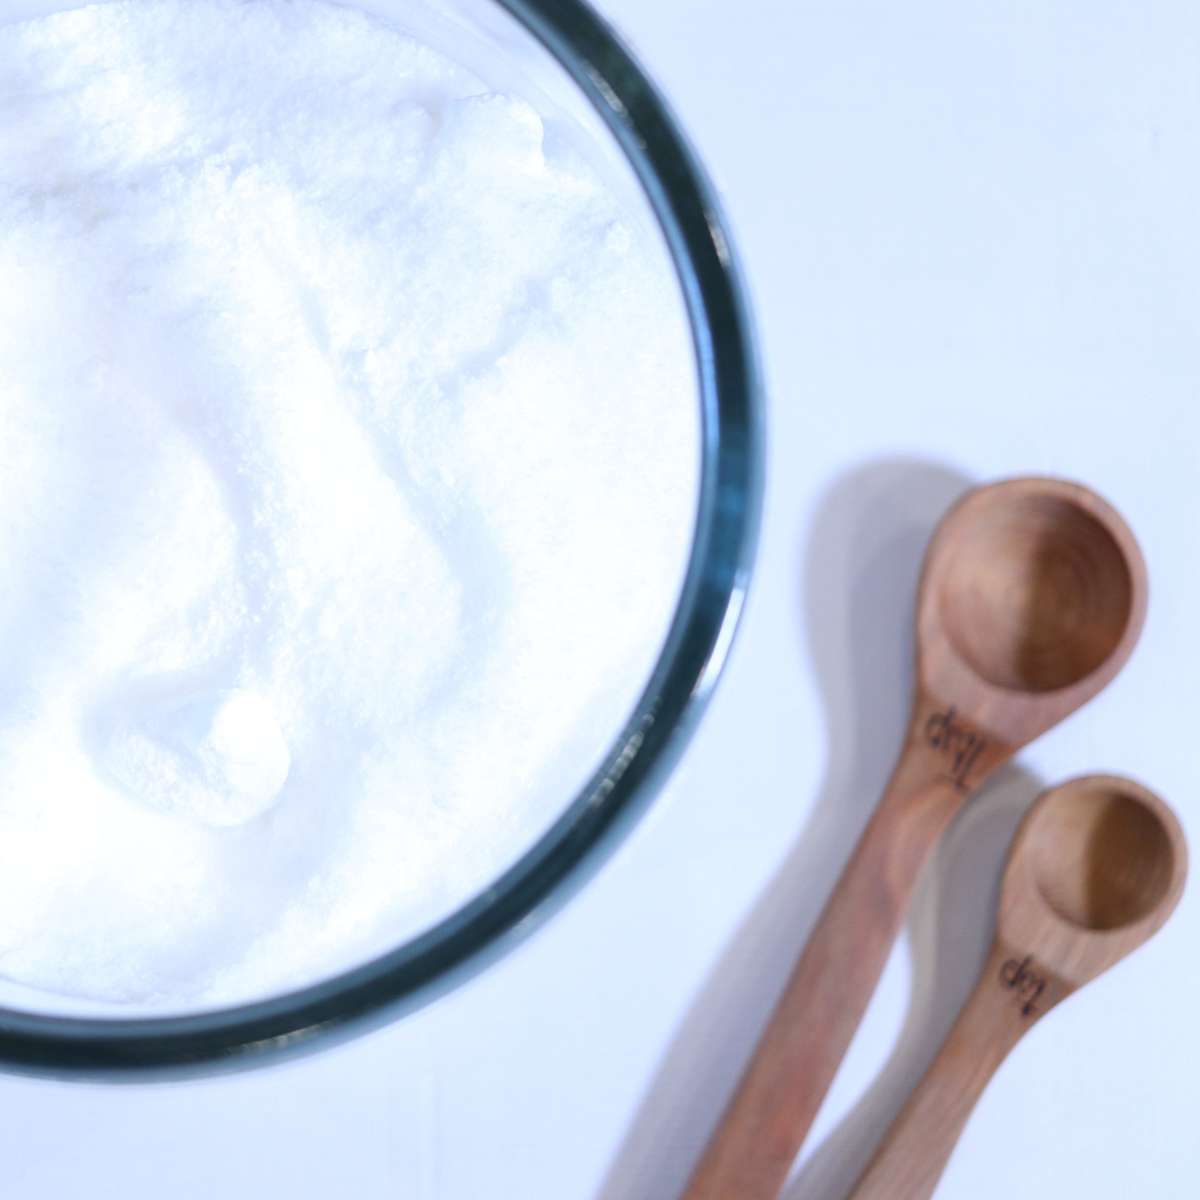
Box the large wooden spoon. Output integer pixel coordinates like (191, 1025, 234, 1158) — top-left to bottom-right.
(680, 478, 1147, 1200)
(848, 775, 1187, 1198)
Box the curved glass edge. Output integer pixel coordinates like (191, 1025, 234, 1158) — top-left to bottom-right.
(0, 0, 764, 1078)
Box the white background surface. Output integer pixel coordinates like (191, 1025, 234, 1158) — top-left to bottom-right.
(6, 0, 1200, 1197)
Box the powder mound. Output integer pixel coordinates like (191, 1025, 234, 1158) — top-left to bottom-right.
(0, 0, 698, 1007)
(102, 688, 291, 828)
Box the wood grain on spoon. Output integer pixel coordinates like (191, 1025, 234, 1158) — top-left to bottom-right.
(848, 776, 1187, 1200)
(680, 479, 1147, 1200)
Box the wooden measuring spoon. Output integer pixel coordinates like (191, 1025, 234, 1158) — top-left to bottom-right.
(848, 775, 1187, 1199)
(681, 478, 1147, 1200)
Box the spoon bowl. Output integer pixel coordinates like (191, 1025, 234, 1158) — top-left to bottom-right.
(1000, 775, 1186, 990)
(917, 477, 1146, 751)
(938, 493, 1134, 692)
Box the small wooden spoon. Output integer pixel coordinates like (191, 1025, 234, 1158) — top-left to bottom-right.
(681, 478, 1147, 1200)
(849, 775, 1187, 1199)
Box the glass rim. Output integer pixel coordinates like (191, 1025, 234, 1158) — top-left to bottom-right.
(0, 0, 763, 1078)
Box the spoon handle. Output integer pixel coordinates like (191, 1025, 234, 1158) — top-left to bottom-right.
(680, 697, 1005, 1200)
(847, 943, 1063, 1200)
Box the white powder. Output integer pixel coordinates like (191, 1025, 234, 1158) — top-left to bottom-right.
(0, 0, 698, 1007)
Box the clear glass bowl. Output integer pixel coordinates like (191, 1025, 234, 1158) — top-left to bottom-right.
(0, 0, 761, 1075)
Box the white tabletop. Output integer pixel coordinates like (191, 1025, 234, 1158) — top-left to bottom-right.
(7, 1, 1199, 1197)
